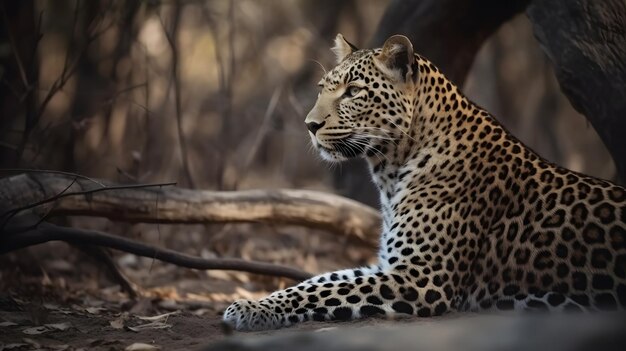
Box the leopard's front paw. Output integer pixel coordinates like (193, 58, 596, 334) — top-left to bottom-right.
(222, 299, 278, 331)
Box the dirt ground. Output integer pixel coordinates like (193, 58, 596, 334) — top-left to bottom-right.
(0, 303, 418, 350)
(1, 308, 225, 350)
(0, 222, 377, 350)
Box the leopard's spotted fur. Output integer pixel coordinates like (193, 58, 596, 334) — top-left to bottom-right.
(223, 34, 626, 331)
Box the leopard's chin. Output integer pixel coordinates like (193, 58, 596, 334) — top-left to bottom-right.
(315, 138, 367, 162)
(318, 146, 349, 162)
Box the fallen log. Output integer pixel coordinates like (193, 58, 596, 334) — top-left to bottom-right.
(0, 172, 381, 246)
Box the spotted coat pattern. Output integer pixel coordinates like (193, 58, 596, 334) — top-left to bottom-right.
(223, 34, 626, 331)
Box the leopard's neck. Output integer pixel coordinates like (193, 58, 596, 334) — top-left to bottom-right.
(365, 63, 463, 199)
(365, 59, 514, 221)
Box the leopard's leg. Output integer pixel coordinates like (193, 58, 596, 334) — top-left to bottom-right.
(222, 267, 453, 331)
(222, 266, 380, 331)
(302, 264, 380, 284)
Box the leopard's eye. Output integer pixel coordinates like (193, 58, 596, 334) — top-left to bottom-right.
(344, 86, 361, 98)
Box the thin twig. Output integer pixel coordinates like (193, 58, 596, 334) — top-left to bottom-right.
(16, 0, 114, 165)
(1, 223, 313, 281)
(159, 2, 195, 188)
(102, 82, 148, 106)
(0, 3, 29, 89)
(1, 168, 105, 187)
(61, 0, 81, 81)
(241, 86, 282, 174)
(30, 177, 78, 229)
(287, 86, 305, 118)
(200, 4, 229, 189)
(227, 0, 235, 109)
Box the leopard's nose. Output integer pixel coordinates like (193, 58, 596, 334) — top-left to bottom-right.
(306, 121, 326, 135)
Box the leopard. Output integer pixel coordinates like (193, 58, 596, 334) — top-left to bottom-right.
(223, 34, 626, 331)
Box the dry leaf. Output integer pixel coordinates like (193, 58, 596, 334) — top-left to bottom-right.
(127, 321, 171, 332)
(22, 338, 41, 348)
(85, 307, 106, 315)
(47, 259, 74, 272)
(192, 308, 211, 316)
(135, 311, 179, 322)
(125, 342, 161, 350)
(22, 326, 49, 335)
(82, 296, 105, 308)
(21, 322, 72, 335)
(0, 343, 28, 350)
(43, 303, 73, 315)
(110, 312, 130, 330)
(110, 319, 125, 329)
(157, 299, 180, 311)
(0, 321, 18, 327)
(46, 322, 72, 331)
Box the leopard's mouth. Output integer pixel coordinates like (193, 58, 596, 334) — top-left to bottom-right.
(333, 138, 366, 158)
(315, 135, 366, 161)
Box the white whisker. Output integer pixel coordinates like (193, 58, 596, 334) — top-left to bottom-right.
(349, 137, 391, 164)
(385, 119, 419, 144)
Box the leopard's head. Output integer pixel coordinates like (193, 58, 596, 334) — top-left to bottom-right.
(305, 34, 419, 162)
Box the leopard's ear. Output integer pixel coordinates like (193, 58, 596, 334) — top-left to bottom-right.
(375, 35, 417, 83)
(331, 33, 358, 64)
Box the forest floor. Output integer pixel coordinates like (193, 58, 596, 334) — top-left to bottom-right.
(0, 221, 377, 350)
(0, 301, 424, 350)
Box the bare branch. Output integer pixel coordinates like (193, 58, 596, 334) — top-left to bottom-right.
(241, 86, 282, 175)
(0, 3, 29, 89)
(0, 168, 105, 186)
(0, 222, 313, 281)
(159, 2, 195, 188)
(14, 0, 118, 165)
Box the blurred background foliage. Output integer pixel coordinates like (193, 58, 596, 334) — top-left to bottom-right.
(1, 0, 615, 197)
(0, 0, 618, 305)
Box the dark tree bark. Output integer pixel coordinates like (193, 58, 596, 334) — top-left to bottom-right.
(527, 0, 626, 184)
(334, 0, 530, 207)
(372, 0, 530, 86)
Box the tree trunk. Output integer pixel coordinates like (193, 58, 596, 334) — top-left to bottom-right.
(527, 0, 626, 184)
(372, 0, 530, 86)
